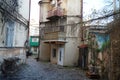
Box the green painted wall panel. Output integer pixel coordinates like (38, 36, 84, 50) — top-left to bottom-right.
(30, 36, 39, 47)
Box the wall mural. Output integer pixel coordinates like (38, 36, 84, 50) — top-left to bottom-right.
(95, 33, 110, 52)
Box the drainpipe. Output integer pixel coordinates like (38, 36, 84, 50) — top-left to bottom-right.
(119, 0, 120, 11)
(80, 0, 83, 43)
(37, 1, 42, 61)
(113, 0, 116, 12)
(28, 0, 31, 41)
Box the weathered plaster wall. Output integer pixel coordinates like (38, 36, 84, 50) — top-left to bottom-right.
(0, 0, 29, 47)
(65, 18, 80, 67)
(66, 0, 81, 37)
(66, 0, 80, 15)
(13, 23, 28, 47)
(63, 3, 81, 66)
(66, 17, 80, 37)
(0, 0, 29, 65)
(0, 48, 26, 64)
(40, 41, 50, 61)
(64, 38, 79, 66)
(0, 22, 27, 63)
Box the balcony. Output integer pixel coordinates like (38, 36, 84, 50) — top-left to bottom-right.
(43, 26, 66, 41)
(47, 7, 64, 20)
(44, 26, 65, 33)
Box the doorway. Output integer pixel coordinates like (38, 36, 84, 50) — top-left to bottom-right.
(58, 48, 64, 65)
(78, 46, 88, 69)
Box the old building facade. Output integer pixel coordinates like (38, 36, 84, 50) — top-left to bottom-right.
(39, 0, 82, 66)
(0, 0, 30, 63)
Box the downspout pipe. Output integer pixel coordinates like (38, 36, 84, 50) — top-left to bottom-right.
(28, 0, 31, 41)
(37, 0, 43, 61)
(80, 0, 83, 43)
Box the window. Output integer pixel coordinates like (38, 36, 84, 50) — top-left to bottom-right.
(52, 48, 56, 57)
(60, 26, 64, 32)
(6, 20, 14, 47)
(59, 50, 61, 61)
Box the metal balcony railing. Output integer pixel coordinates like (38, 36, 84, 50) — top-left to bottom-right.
(44, 26, 65, 33)
(47, 7, 64, 19)
(0, 0, 28, 26)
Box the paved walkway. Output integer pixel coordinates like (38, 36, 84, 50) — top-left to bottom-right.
(0, 57, 91, 80)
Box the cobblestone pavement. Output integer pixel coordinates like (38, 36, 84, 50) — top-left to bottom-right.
(0, 57, 91, 80)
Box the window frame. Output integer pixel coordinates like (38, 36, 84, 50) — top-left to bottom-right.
(52, 48, 56, 58)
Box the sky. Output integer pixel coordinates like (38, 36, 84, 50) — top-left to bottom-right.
(30, 0, 40, 36)
(83, 0, 113, 18)
(30, 0, 40, 25)
(83, 0, 105, 14)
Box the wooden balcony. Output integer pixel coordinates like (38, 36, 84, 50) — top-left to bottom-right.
(44, 32, 66, 40)
(43, 26, 66, 40)
(44, 26, 65, 33)
(47, 7, 64, 20)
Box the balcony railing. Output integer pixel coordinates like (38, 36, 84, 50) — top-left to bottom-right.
(0, 0, 28, 26)
(44, 26, 65, 33)
(47, 7, 64, 19)
(43, 26, 66, 40)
